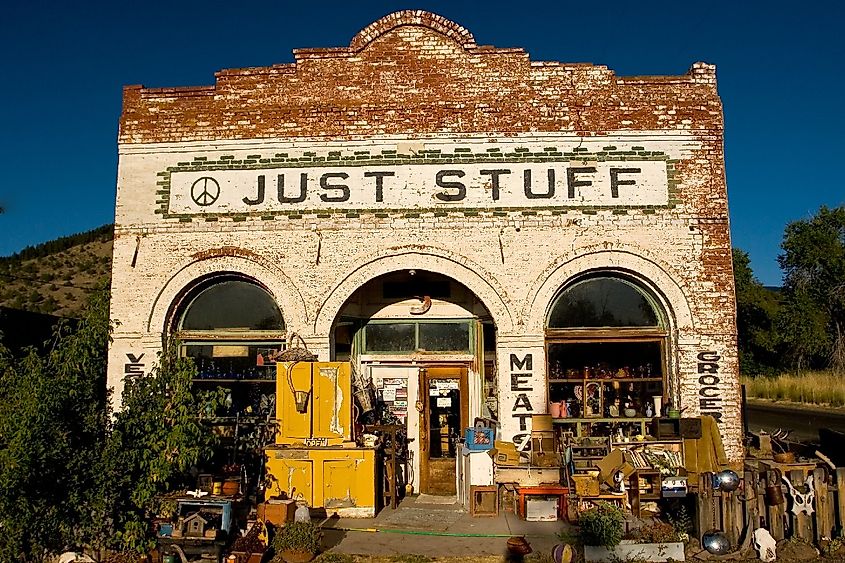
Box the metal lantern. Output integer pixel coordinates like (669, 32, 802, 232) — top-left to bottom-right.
(714, 469, 741, 492)
(702, 530, 731, 555)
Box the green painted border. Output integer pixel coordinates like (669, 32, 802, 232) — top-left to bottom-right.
(155, 146, 679, 221)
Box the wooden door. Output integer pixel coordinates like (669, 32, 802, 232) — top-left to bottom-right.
(419, 366, 468, 495)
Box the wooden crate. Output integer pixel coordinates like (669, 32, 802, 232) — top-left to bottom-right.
(470, 485, 498, 517)
(572, 474, 600, 496)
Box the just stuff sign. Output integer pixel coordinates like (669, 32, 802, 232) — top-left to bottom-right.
(167, 158, 670, 214)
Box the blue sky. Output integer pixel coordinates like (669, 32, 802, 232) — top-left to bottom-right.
(1, 0, 842, 286)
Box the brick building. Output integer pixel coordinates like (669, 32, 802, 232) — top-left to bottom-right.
(108, 10, 740, 494)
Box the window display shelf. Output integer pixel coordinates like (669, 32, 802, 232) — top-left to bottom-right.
(552, 417, 656, 439)
(553, 417, 654, 424)
(192, 378, 275, 383)
(549, 378, 662, 384)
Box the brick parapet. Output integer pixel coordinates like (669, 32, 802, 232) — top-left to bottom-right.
(118, 13, 722, 144)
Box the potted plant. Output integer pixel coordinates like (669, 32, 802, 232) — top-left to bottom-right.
(626, 521, 686, 561)
(272, 521, 322, 563)
(580, 503, 686, 562)
(579, 502, 624, 559)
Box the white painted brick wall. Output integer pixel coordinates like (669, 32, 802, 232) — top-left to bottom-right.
(109, 132, 741, 460)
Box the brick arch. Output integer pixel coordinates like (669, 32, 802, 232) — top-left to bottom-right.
(313, 247, 514, 336)
(349, 10, 477, 53)
(523, 249, 694, 335)
(146, 252, 308, 336)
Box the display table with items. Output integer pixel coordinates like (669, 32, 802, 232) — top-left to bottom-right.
(156, 498, 234, 563)
(483, 411, 713, 524)
(568, 435, 686, 519)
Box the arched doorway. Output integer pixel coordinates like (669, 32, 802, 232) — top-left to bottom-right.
(545, 274, 668, 440)
(333, 269, 497, 496)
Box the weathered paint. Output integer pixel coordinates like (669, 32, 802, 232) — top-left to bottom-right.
(108, 11, 740, 460)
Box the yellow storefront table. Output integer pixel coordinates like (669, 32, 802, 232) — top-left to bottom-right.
(265, 446, 376, 517)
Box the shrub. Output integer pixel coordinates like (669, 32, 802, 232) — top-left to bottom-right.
(577, 502, 624, 547)
(632, 521, 680, 544)
(273, 521, 322, 554)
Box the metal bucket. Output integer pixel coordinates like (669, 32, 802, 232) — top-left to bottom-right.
(765, 484, 785, 506)
(353, 384, 376, 413)
(294, 390, 310, 413)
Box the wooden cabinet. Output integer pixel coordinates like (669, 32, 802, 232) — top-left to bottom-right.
(265, 447, 376, 517)
(276, 362, 352, 445)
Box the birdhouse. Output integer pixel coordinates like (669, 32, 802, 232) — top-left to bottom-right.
(183, 512, 209, 538)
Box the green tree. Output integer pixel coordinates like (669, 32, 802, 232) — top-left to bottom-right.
(776, 290, 830, 373)
(98, 340, 224, 554)
(778, 205, 845, 373)
(733, 248, 781, 374)
(0, 290, 224, 560)
(0, 290, 110, 562)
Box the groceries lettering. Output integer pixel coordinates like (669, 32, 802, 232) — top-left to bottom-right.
(697, 351, 723, 422)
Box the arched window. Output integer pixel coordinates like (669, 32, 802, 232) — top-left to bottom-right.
(545, 275, 668, 429)
(173, 276, 285, 414)
(179, 280, 284, 332)
(548, 277, 661, 328)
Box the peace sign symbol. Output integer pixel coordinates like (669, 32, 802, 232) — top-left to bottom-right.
(191, 177, 220, 206)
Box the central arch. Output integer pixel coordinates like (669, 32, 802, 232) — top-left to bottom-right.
(313, 247, 515, 336)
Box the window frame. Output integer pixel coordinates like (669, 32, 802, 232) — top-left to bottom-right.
(361, 318, 477, 355)
(546, 275, 665, 330)
(545, 274, 670, 424)
(171, 276, 286, 382)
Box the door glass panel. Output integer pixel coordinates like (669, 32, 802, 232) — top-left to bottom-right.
(428, 378, 461, 458)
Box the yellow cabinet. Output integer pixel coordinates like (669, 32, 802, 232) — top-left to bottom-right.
(276, 362, 352, 445)
(265, 447, 376, 517)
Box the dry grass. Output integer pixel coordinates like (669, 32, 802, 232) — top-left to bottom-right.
(0, 238, 112, 317)
(742, 370, 845, 407)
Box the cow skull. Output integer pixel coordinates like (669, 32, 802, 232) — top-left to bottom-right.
(752, 528, 777, 562)
(781, 473, 814, 515)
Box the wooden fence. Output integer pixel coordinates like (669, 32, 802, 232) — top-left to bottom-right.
(697, 466, 845, 546)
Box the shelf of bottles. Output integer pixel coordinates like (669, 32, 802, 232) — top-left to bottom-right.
(183, 343, 281, 420)
(186, 344, 281, 382)
(546, 341, 664, 438)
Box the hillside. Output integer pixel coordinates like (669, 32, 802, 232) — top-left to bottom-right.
(0, 225, 114, 318)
